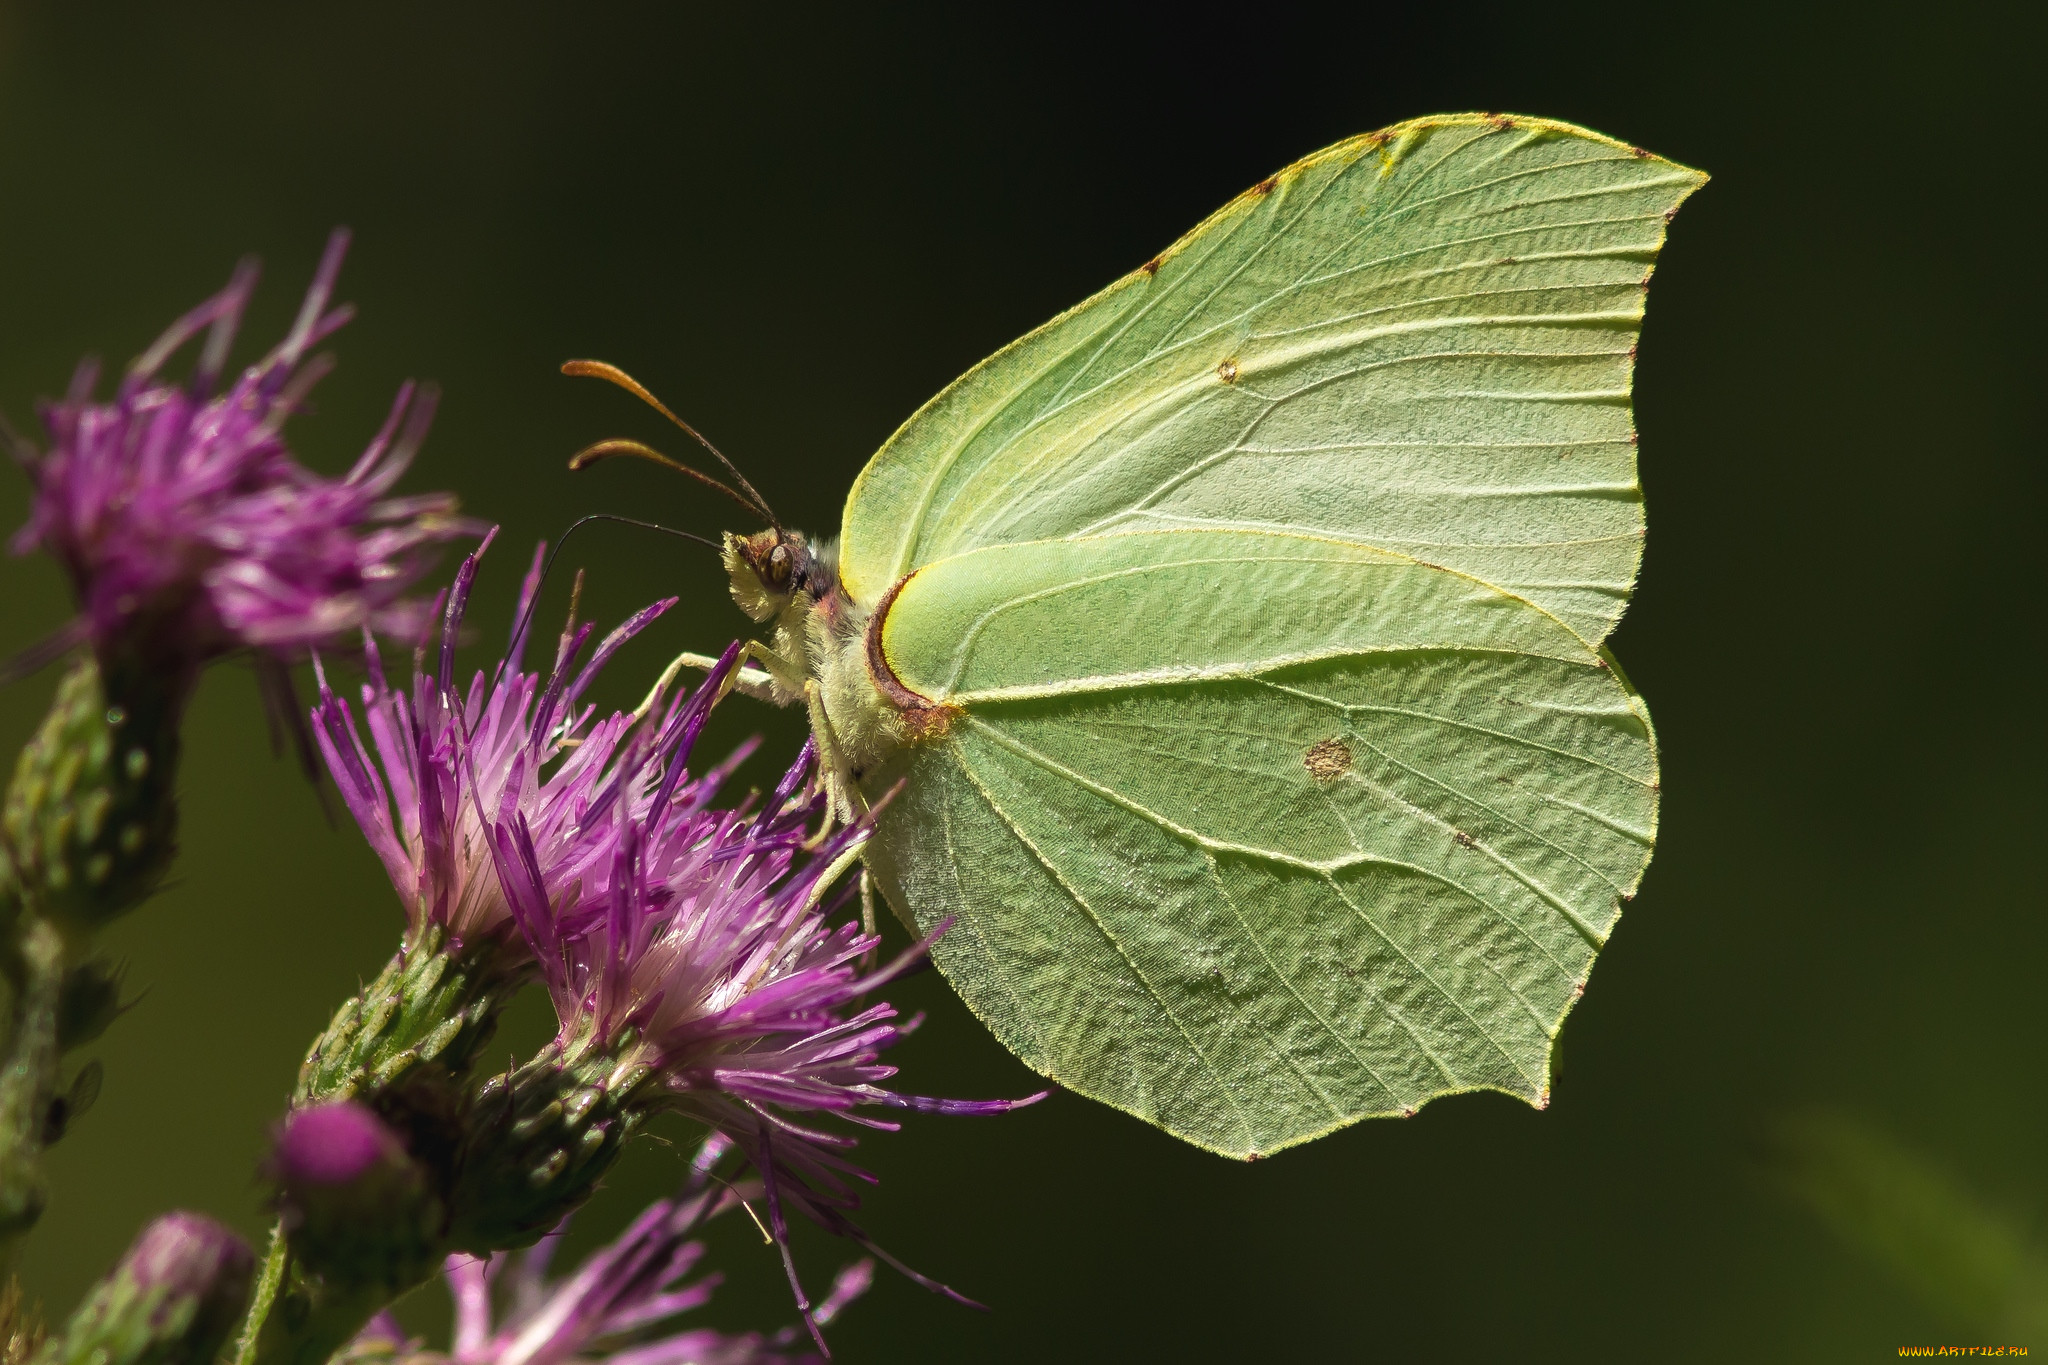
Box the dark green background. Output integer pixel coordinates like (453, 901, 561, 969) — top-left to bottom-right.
(2, 3, 2042, 1359)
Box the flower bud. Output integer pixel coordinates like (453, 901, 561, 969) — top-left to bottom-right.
(38, 1212, 254, 1365)
(446, 1044, 648, 1251)
(270, 1102, 441, 1291)
(0, 657, 181, 932)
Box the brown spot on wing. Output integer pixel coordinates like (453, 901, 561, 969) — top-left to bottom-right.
(1216, 358, 1239, 383)
(865, 573, 962, 741)
(1251, 176, 1278, 196)
(1303, 738, 1352, 782)
(1140, 257, 1161, 277)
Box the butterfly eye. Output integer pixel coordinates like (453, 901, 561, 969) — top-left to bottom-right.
(769, 544, 791, 573)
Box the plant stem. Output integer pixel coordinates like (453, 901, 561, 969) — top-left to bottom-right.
(0, 916, 63, 1249)
(231, 1223, 427, 1365)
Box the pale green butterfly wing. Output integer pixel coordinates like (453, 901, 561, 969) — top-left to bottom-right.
(857, 529, 1657, 1156)
(839, 113, 1705, 646)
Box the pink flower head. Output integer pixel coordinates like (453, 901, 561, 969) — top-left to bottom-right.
(413, 1137, 866, 1365)
(486, 682, 1046, 1343)
(8, 229, 478, 676)
(311, 534, 678, 949)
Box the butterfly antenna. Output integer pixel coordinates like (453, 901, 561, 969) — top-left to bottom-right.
(492, 513, 723, 695)
(565, 437, 764, 523)
(562, 359, 781, 529)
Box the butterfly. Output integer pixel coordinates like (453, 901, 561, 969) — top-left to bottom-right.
(572, 113, 1704, 1157)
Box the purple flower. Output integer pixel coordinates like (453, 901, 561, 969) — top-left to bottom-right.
(121, 1211, 256, 1315)
(7, 229, 476, 678)
(310, 536, 679, 948)
(266, 1101, 439, 1290)
(319, 537, 1038, 1342)
(51, 1212, 258, 1365)
(484, 663, 1044, 1338)
(377, 1137, 865, 1365)
(270, 1100, 408, 1188)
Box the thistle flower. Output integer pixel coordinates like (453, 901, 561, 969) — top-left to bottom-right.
(476, 671, 1044, 1340)
(6, 228, 475, 681)
(298, 538, 676, 1105)
(369, 1137, 867, 1365)
(311, 534, 677, 950)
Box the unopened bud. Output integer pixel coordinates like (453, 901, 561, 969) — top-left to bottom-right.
(270, 1102, 441, 1290)
(446, 1045, 646, 1251)
(0, 658, 181, 931)
(38, 1211, 254, 1365)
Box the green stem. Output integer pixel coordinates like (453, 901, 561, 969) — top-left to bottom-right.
(230, 1223, 427, 1365)
(0, 651, 191, 1252)
(231, 1228, 289, 1365)
(0, 916, 63, 1247)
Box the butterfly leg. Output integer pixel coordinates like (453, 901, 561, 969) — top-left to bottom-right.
(646, 649, 782, 706)
(803, 677, 869, 830)
(857, 867, 880, 969)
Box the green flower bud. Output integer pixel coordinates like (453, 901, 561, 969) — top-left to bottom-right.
(1, 658, 181, 932)
(446, 1042, 650, 1251)
(34, 1212, 254, 1365)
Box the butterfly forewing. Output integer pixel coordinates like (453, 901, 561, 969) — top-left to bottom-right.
(840, 113, 1705, 647)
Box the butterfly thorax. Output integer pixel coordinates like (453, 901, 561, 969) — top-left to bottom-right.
(722, 528, 927, 796)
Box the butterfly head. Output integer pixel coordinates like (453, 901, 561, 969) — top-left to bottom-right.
(723, 527, 831, 622)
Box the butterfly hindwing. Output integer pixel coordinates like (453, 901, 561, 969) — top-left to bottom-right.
(861, 529, 1658, 1156)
